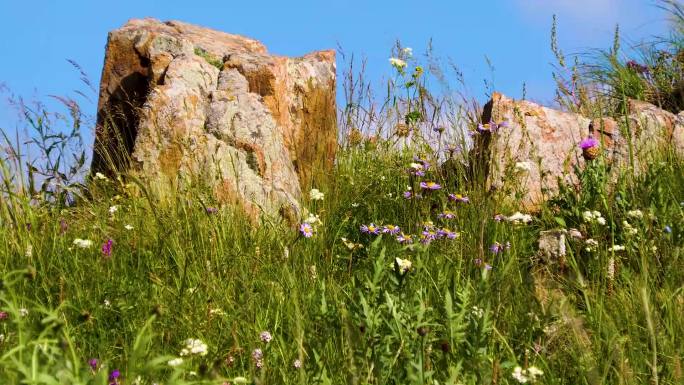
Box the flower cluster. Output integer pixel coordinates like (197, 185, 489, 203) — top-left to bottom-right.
(582, 210, 606, 225)
(179, 338, 208, 357)
(512, 366, 544, 383)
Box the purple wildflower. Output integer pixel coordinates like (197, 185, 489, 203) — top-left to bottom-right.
(421, 228, 439, 244)
(360, 223, 381, 235)
(206, 207, 219, 214)
(252, 348, 263, 361)
(300, 223, 314, 238)
(420, 181, 442, 190)
(484, 263, 493, 270)
(0, 311, 8, 320)
(438, 211, 456, 219)
(109, 369, 120, 382)
(626, 60, 649, 74)
(260, 331, 273, 343)
(88, 358, 98, 371)
(448, 194, 469, 203)
(383, 225, 401, 235)
(438, 228, 458, 239)
(493, 214, 506, 222)
(396, 233, 413, 244)
(664, 225, 672, 234)
(403, 191, 413, 199)
(489, 242, 504, 254)
(101, 239, 113, 258)
(580, 137, 599, 150)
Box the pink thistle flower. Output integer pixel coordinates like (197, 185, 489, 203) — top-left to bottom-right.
(580, 137, 599, 150)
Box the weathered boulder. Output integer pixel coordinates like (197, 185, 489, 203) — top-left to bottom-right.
(92, 18, 337, 222)
(474, 93, 684, 208)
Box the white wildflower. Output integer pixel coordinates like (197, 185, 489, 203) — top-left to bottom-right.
(394, 257, 412, 274)
(512, 366, 529, 383)
(103, 299, 111, 307)
(607, 257, 615, 280)
(124, 224, 134, 230)
(585, 238, 599, 252)
(527, 366, 544, 380)
(608, 245, 626, 252)
(402, 47, 413, 57)
(583, 210, 606, 225)
(293, 359, 302, 369)
(94, 172, 108, 180)
(596, 217, 606, 225)
(627, 209, 643, 219)
(304, 213, 322, 225)
(389, 57, 407, 70)
(168, 357, 184, 367)
(19, 308, 29, 317)
(108, 205, 118, 214)
(622, 221, 638, 235)
(180, 338, 208, 356)
(73, 238, 93, 249)
(471, 306, 485, 319)
(506, 212, 533, 224)
(25, 244, 32, 258)
(309, 188, 324, 201)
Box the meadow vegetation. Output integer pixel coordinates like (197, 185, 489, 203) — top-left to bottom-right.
(0, 3, 683, 384)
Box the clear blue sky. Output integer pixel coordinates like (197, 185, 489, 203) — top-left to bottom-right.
(0, 0, 672, 141)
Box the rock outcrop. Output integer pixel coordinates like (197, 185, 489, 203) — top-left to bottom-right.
(474, 92, 684, 208)
(92, 18, 337, 222)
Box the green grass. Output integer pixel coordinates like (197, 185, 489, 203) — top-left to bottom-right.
(1, 6, 684, 384)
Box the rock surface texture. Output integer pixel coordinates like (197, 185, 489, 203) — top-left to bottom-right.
(474, 92, 684, 208)
(92, 18, 337, 222)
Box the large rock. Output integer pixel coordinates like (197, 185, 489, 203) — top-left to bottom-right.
(91, 18, 337, 222)
(474, 92, 683, 208)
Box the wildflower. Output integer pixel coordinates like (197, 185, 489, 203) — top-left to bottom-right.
(438, 211, 456, 219)
(408, 162, 425, 177)
(396, 233, 413, 244)
(293, 359, 302, 369)
(627, 209, 643, 219)
(489, 242, 504, 254)
(383, 224, 401, 235)
(0, 311, 8, 320)
(309, 188, 324, 201)
(180, 338, 208, 356)
(108, 205, 118, 214)
(102, 239, 113, 257)
(252, 348, 263, 361)
(19, 308, 29, 317)
(341, 237, 363, 251)
(304, 213, 322, 225)
(389, 57, 407, 70)
(402, 47, 413, 57)
(448, 193, 469, 203)
(622, 221, 638, 236)
(493, 214, 506, 222)
(360, 223, 381, 235)
(527, 366, 544, 379)
(403, 191, 413, 199)
(438, 228, 458, 239)
(168, 358, 184, 367)
(124, 224, 134, 230)
(608, 245, 626, 252)
(471, 306, 485, 318)
(73, 238, 93, 249)
(582, 210, 606, 225)
(421, 227, 439, 244)
(88, 358, 98, 371)
(394, 257, 412, 274)
(420, 181, 441, 190)
(664, 225, 672, 233)
(515, 161, 532, 173)
(299, 223, 314, 238)
(580, 136, 600, 160)
(260, 331, 273, 343)
(103, 299, 111, 307)
(206, 207, 219, 214)
(94, 172, 108, 180)
(109, 369, 121, 383)
(506, 212, 533, 224)
(568, 228, 583, 239)
(585, 238, 599, 252)
(607, 257, 615, 280)
(25, 244, 32, 258)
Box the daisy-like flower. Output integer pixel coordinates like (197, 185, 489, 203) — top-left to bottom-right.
(421, 228, 439, 244)
(360, 223, 381, 235)
(299, 223, 314, 238)
(108, 205, 118, 214)
(403, 191, 413, 199)
(396, 233, 413, 244)
(438, 228, 458, 239)
(420, 181, 442, 190)
(448, 194, 469, 203)
(260, 331, 273, 343)
(383, 224, 401, 235)
(394, 257, 412, 274)
(293, 359, 302, 369)
(408, 162, 426, 177)
(438, 211, 456, 219)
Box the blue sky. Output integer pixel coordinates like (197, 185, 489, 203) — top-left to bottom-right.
(0, 0, 672, 140)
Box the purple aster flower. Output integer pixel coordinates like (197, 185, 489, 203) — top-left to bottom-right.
(260, 331, 272, 343)
(493, 214, 506, 222)
(88, 358, 98, 371)
(396, 233, 413, 244)
(300, 223, 314, 238)
(438, 211, 456, 219)
(206, 207, 219, 214)
(580, 137, 599, 150)
(383, 225, 401, 235)
(484, 263, 493, 270)
(101, 239, 113, 258)
(489, 242, 504, 254)
(438, 228, 458, 239)
(474, 258, 483, 266)
(420, 181, 442, 190)
(360, 223, 381, 235)
(403, 191, 413, 199)
(421, 228, 438, 244)
(448, 194, 469, 203)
